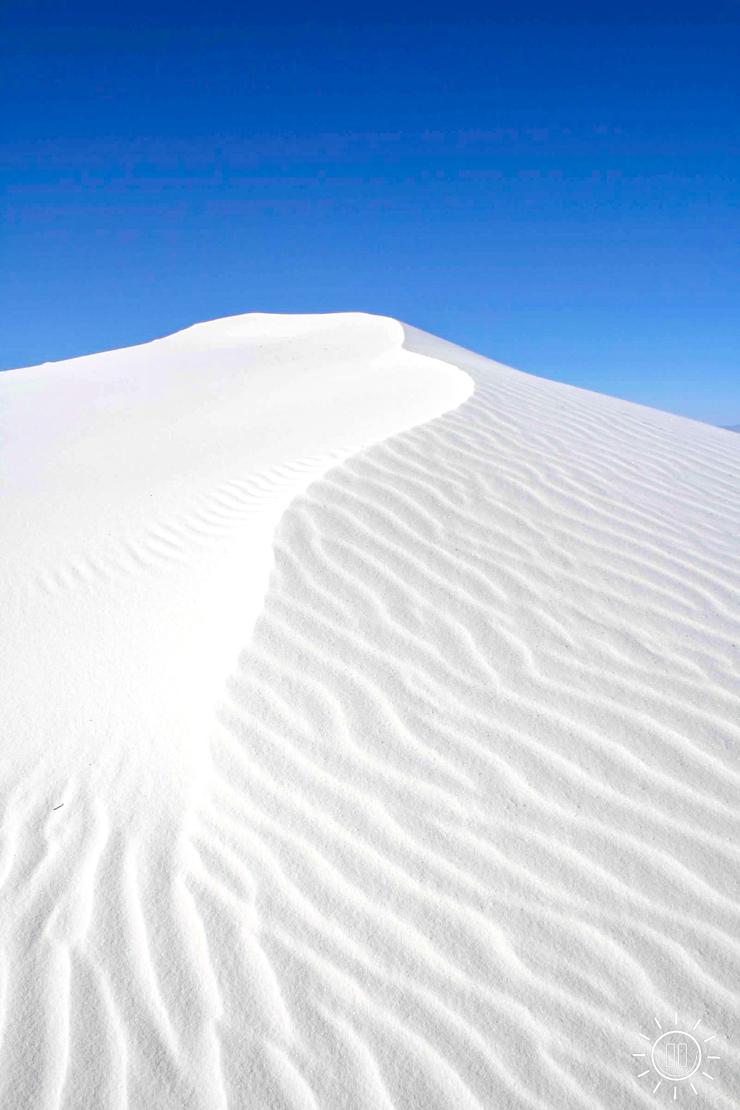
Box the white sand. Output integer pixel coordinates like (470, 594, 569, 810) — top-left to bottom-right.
(1, 313, 738, 1108)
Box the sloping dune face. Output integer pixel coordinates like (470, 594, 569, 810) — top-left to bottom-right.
(2, 316, 739, 1108)
(0, 314, 470, 1109)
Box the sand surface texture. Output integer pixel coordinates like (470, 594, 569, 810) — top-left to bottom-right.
(1, 314, 738, 1108)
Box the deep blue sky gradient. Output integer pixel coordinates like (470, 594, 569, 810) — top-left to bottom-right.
(2, 1, 738, 424)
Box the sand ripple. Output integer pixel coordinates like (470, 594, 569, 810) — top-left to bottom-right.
(2, 319, 739, 1107)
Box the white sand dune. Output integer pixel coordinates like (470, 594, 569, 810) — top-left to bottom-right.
(1, 314, 739, 1108)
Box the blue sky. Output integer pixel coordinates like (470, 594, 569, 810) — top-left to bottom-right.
(2, 1, 738, 425)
